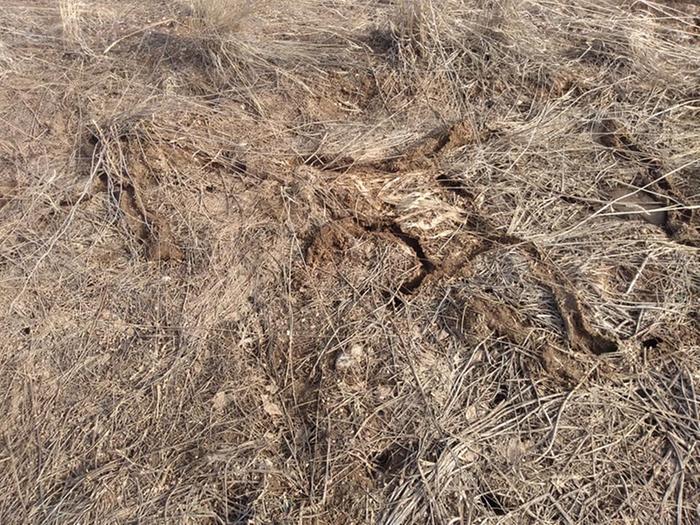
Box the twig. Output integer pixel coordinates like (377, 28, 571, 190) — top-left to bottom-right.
(538, 363, 600, 460)
(626, 252, 652, 295)
(103, 19, 175, 54)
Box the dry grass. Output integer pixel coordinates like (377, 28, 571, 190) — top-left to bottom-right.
(189, 0, 256, 33)
(58, 0, 88, 48)
(0, 40, 12, 77)
(0, 0, 699, 523)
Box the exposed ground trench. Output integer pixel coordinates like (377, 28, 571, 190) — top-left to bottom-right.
(300, 117, 697, 356)
(78, 118, 697, 357)
(342, 195, 619, 355)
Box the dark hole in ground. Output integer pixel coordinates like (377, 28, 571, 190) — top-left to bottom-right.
(642, 337, 661, 349)
(636, 386, 652, 399)
(492, 384, 508, 406)
(371, 440, 419, 479)
(480, 491, 508, 515)
(390, 293, 406, 310)
(214, 481, 259, 524)
(365, 28, 396, 55)
(592, 338, 619, 354)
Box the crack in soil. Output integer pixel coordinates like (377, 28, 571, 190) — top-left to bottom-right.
(436, 172, 619, 354)
(304, 125, 623, 353)
(304, 215, 437, 309)
(358, 219, 436, 295)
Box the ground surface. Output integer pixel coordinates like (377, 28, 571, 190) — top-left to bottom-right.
(0, 1, 699, 523)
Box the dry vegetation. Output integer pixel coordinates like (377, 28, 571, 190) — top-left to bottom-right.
(0, 0, 699, 523)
